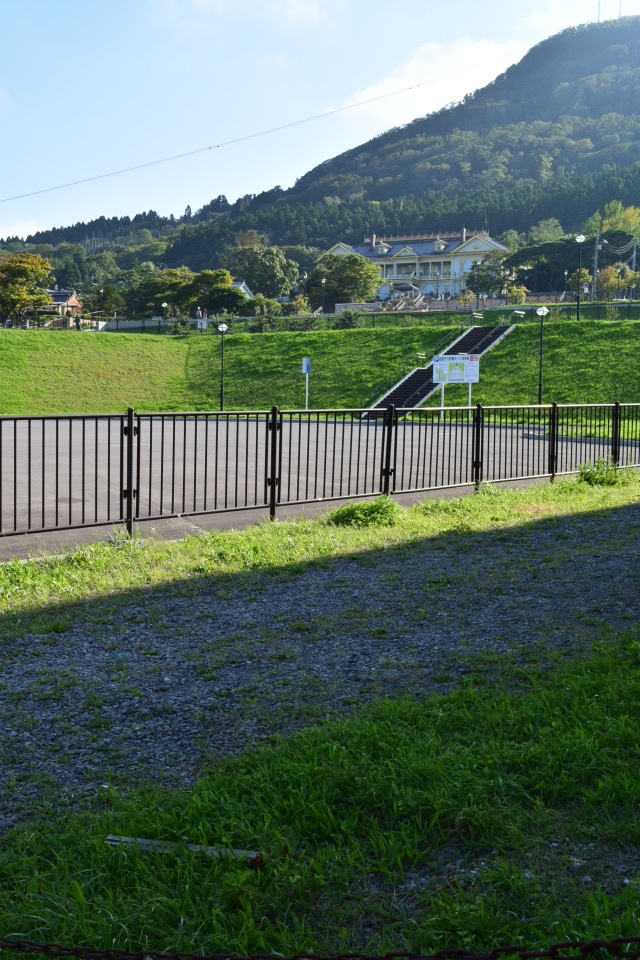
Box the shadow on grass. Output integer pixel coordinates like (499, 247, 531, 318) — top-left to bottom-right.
(1, 498, 640, 952)
(0, 492, 638, 796)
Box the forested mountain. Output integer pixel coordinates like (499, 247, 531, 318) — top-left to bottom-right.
(6, 17, 640, 274)
(285, 17, 640, 206)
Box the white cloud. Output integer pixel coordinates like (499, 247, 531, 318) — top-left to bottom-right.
(0, 219, 46, 241)
(155, 0, 322, 31)
(339, 37, 527, 135)
(515, 0, 640, 39)
(515, 1, 592, 38)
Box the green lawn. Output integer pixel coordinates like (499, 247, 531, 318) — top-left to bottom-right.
(0, 328, 456, 415)
(1, 481, 640, 952)
(437, 319, 640, 408)
(3, 638, 640, 953)
(3, 320, 640, 415)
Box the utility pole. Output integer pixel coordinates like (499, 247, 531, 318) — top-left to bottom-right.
(632, 237, 637, 273)
(576, 234, 586, 321)
(592, 233, 607, 302)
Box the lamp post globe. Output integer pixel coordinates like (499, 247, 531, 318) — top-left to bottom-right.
(217, 323, 229, 411)
(576, 235, 586, 321)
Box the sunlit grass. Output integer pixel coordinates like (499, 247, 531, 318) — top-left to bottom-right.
(4, 320, 640, 415)
(1, 476, 639, 638)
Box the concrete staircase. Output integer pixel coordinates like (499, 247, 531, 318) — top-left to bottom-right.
(367, 323, 516, 413)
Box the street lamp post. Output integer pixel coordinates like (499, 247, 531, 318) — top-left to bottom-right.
(217, 322, 229, 411)
(576, 235, 586, 321)
(564, 269, 568, 298)
(536, 306, 549, 405)
(320, 277, 326, 314)
(475, 259, 482, 311)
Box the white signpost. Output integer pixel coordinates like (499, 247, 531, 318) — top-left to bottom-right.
(432, 354, 480, 415)
(302, 357, 311, 410)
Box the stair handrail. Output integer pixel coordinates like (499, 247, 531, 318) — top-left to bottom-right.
(364, 323, 467, 409)
(401, 316, 522, 410)
(469, 311, 525, 356)
(362, 359, 416, 408)
(432, 322, 467, 358)
(401, 377, 440, 410)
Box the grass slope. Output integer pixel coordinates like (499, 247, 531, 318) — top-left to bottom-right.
(438, 319, 640, 408)
(0, 328, 451, 415)
(3, 320, 640, 415)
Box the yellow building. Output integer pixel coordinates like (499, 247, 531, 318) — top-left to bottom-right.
(323, 229, 508, 299)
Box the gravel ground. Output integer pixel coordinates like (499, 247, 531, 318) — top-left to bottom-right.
(1, 499, 639, 830)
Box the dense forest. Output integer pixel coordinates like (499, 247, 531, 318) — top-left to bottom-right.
(4, 17, 640, 285)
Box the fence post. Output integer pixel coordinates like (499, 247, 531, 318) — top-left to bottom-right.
(124, 407, 137, 537)
(611, 401, 621, 466)
(268, 405, 280, 520)
(472, 403, 484, 490)
(548, 402, 558, 481)
(382, 404, 396, 495)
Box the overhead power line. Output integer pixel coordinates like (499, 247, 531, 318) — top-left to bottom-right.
(0, 53, 519, 206)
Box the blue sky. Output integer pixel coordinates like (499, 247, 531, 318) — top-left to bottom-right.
(0, 0, 636, 238)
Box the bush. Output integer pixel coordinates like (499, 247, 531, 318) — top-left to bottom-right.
(326, 495, 403, 528)
(577, 457, 636, 486)
(333, 310, 360, 329)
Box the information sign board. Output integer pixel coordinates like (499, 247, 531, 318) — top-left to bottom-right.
(302, 357, 311, 375)
(432, 354, 480, 384)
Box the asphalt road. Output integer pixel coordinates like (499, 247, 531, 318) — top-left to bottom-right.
(0, 412, 631, 538)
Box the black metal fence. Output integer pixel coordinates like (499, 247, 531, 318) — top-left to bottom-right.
(1, 403, 639, 537)
(3, 934, 640, 960)
(97, 300, 640, 336)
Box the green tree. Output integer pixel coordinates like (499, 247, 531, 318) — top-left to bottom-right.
(122, 262, 158, 316)
(507, 284, 529, 304)
(249, 294, 281, 318)
(568, 268, 591, 295)
(189, 269, 248, 315)
(0, 253, 53, 323)
(468, 252, 512, 296)
(528, 218, 565, 244)
(498, 230, 524, 253)
(281, 295, 311, 316)
(595, 264, 636, 300)
(458, 290, 475, 308)
(307, 254, 382, 310)
(223, 244, 299, 298)
(82, 284, 125, 316)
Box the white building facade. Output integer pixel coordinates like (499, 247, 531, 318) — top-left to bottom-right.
(322, 229, 508, 299)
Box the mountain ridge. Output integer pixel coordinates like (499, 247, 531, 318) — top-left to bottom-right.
(7, 16, 640, 268)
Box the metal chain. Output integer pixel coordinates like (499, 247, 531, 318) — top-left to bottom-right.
(1, 937, 640, 960)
